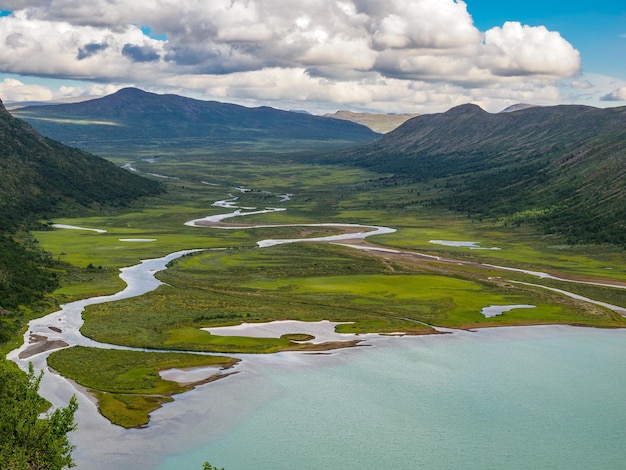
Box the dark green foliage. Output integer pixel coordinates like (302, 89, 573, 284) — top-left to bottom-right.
(12, 87, 379, 152)
(0, 234, 59, 342)
(0, 361, 77, 469)
(202, 462, 224, 470)
(327, 104, 626, 246)
(0, 99, 164, 231)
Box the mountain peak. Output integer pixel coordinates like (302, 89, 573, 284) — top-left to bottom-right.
(103, 87, 159, 104)
(112, 87, 152, 97)
(445, 103, 486, 115)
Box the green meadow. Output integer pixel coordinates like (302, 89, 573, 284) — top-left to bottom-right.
(33, 152, 626, 427)
(79, 241, 626, 356)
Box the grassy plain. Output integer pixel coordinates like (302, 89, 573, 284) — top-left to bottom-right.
(80, 240, 626, 355)
(35, 153, 626, 332)
(34, 150, 626, 426)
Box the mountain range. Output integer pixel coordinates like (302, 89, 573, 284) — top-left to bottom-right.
(6, 87, 626, 246)
(11, 88, 379, 151)
(329, 103, 626, 246)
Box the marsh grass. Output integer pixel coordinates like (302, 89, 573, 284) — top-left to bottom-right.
(53, 265, 125, 302)
(93, 392, 174, 429)
(79, 242, 626, 355)
(281, 333, 315, 341)
(34, 148, 626, 428)
(34, 160, 626, 339)
(363, 213, 626, 282)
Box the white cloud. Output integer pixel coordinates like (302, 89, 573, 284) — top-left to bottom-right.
(0, 77, 53, 102)
(601, 86, 626, 101)
(481, 22, 580, 78)
(0, 1, 587, 112)
(0, 12, 168, 80)
(554, 74, 626, 108)
(57, 83, 123, 98)
(571, 80, 593, 90)
(158, 66, 572, 115)
(370, 0, 480, 50)
(300, 36, 376, 70)
(0, 75, 128, 103)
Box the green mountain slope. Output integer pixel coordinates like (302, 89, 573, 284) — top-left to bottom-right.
(0, 98, 163, 320)
(0, 98, 163, 229)
(329, 104, 626, 246)
(12, 88, 379, 151)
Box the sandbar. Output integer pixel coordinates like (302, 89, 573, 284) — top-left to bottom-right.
(19, 333, 69, 359)
(204, 320, 355, 344)
(51, 224, 106, 233)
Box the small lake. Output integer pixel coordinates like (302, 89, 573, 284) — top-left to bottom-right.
(65, 325, 626, 470)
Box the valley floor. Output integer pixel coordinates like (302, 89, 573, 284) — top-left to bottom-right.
(10, 158, 626, 433)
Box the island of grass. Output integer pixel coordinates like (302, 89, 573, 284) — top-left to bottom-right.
(281, 333, 315, 341)
(47, 347, 239, 428)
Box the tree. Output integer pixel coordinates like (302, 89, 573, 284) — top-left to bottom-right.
(202, 462, 225, 470)
(0, 361, 78, 469)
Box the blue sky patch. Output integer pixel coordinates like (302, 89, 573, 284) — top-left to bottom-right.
(140, 26, 167, 41)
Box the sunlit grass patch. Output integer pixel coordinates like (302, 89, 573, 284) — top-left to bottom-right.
(241, 271, 626, 329)
(245, 274, 482, 300)
(93, 392, 173, 429)
(165, 327, 291, 353)
(52, 267, 125, 302)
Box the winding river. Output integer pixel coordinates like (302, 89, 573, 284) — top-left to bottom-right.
(7, 190, 626, 469)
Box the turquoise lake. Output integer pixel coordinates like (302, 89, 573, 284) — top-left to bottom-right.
(130, 326, 626, 470)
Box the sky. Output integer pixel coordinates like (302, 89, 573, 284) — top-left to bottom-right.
(0, 0, 624, 114)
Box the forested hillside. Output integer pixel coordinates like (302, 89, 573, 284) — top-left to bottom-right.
(1, 98, 163, 230)
(0, 97, 163, 335)
(329, 104, 626, 246)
